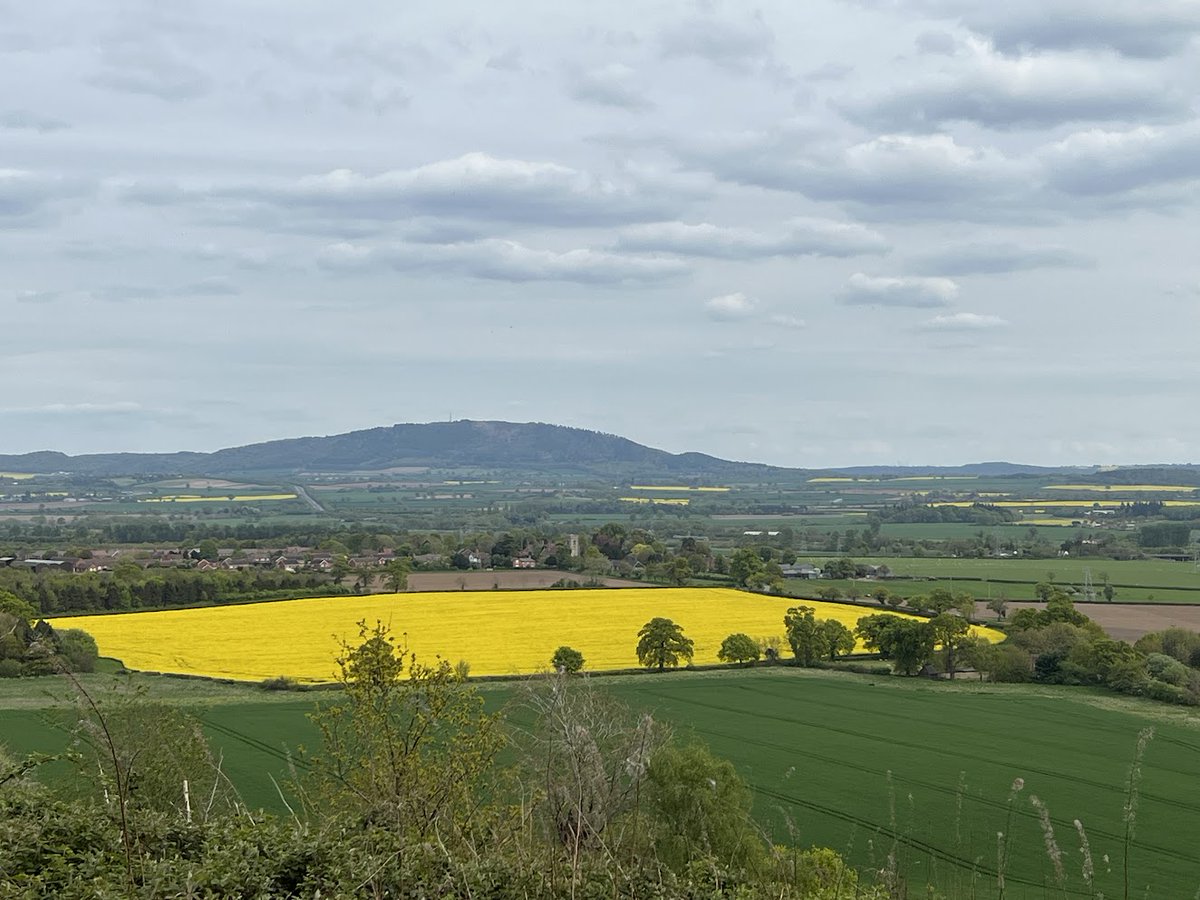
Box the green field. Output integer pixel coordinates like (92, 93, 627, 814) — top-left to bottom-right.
(788, 555, 1200, 603)
(3, 668, 1197, 897)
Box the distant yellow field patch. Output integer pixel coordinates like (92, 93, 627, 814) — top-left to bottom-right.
(0, 472, 36, 480)
(1020, 518, 1077, 526)
(627, 485, 731, 492)
(51, 588, 1002, 682)
(619, 497, 690, 505)
(140, 493, 298, 503)
(1045, 484, 1200, 493)
(889, 475, 979, 482)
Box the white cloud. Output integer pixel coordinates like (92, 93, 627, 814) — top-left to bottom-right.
(768, 313, 806, 329)
(839, 273, 959, 307)
(839, 37, 1184, 130)
(319, 238, 688, 285)
(121, 153, 694, 230)
(615, 218, 889, 259)
(920, 312, 1008, 330)
(1040, 122, 1200, 197)
(704, 292, 759, 320)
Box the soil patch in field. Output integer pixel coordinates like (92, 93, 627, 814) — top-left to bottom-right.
(406, 570, 648, 591)
(976, 601, 1200, 642)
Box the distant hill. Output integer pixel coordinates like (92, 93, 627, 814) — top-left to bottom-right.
(2, 420, 1187, 480)
(0, 421, 778, 478)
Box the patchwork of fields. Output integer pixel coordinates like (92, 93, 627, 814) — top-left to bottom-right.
(49, 588, 1001, 682)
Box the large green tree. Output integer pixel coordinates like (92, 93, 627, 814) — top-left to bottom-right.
(784, 606, 823, 666)
(636, 618, 694, 671)
(717, 633, 760, 665)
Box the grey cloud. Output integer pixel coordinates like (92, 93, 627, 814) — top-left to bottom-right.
(914, 30, 958, 55)
(120, 153, 694, 231)
(485, 47, 524, 72)
(568, 63, 652, 111)
(0, 169, 90, 226)
(839, 41, 1185, 131)
(1, 109, 70, 132)
(1041, 123, 1200, 198)
(318, 239, 689, 286)
(952, 1, 1200, 60)
(88, 278, 240, 302)
(806, 62, 853, 81)
(14, 289, 61, 304)
(89, 37, 210, 100)
(907, 242, 1094, 275)
(614, 218, 890, 259)
(838, 273, 958, 307)
(858, 0, 1200, 59)
(659, 11, 776, 73)
(688, 132, 1034, 222)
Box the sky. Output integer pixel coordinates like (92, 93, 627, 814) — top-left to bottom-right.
(2, 0, 1199, 468)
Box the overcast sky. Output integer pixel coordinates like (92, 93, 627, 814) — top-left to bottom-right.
(3, 0, 1199, 467)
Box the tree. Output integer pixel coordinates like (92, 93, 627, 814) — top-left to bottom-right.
(728, 548, 766, 588)
(636, 618, 694, 671)
(986, 596, 1008, 620)
(305, 620, 504, 838)
(0, 590, 36, 623)
(930, 613, 970, 678)
(551, 645, 585, 674)
(57, 629, 99, 673)
(886, 620, 936, 676)
(784, 606, 823, 666)
(717, 633, 760, 665)
(667, 555, 692, 586)
(820, 619, 856, 661)
(816, 585, 842, 601)
(872, 587, 891, 606)
(383, 558, 410, 593)
(926, 588, 957, 614)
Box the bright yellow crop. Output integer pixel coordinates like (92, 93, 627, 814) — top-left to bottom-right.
(51, 588, 1001, 683)
(1045, 484, 1199, 493)
(140, 493, 297, 503)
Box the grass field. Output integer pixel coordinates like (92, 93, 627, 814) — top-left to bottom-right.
(48, 588, 999, 681)
(3, 668, 1197, 896)
(792, 556, 1200, 601)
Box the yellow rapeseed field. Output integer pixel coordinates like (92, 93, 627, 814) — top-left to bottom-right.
(140, 493, 298, 503)
(627, 485, 731, 492)
(50, 588, 1001, 683)
(935, 499, 1200, 509)
(1045, 484, 1200, 493)
(0, 472, 36, 480)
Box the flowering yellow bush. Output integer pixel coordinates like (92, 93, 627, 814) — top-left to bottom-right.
(52, 588, 1001, 682)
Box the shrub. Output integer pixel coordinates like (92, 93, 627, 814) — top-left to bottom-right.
(1145, 653, 1189, 686)
(550, 645, 584, 674)
(260, 675, 302, 691)
(0, 659, 23, 678)
(56, 629, 99, 674)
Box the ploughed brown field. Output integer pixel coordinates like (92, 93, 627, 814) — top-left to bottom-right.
(976, 601, 1200, 642)
(405, 570, 648, 591)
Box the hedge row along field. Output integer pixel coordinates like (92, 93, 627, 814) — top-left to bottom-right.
(50, 587, 1001, 682)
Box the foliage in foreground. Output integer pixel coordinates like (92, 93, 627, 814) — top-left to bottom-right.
(0, 623, 881, 899)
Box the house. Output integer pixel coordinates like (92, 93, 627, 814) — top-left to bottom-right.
(512, 557, 536, 569)
(780, 563, 821, 579)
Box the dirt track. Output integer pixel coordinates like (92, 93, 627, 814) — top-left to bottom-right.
(975, 601, 1200, 642)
